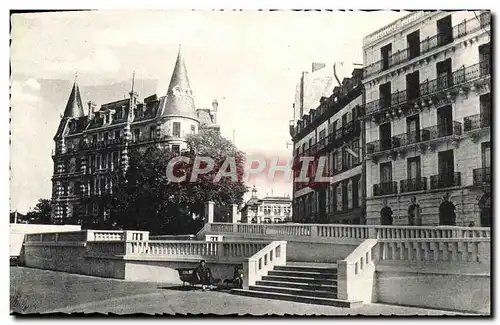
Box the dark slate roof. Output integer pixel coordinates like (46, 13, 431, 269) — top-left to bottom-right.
(161, 47, 198, 119)
(63, 81, 85, 118)
(196, 109, 213, 125)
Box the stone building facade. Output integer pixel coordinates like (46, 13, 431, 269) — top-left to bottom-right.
(290, 68, 366, 224)
(362, 11, 491, 226)
(240, 186, 292, 224)
(50, 48, 220, 225)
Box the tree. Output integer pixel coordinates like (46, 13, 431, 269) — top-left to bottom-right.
(108, 129, 248, 235)
(25, 199, 52, 224)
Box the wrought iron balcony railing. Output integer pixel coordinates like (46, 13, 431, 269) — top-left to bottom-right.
(373, 181, 398, 196)
(366, 122, 462, 155)
(81, 137, 125, 150)
(364, 60, 491, 116)
(363, 12, 491, 79)
(400, 177, 428, 193)
(430, 172, 461, 189)
(464, 114, 491, 132)
(473, 167, 491, 185)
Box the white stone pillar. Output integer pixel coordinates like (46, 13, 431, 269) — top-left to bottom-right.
(232, 204, 241, 223)
(205, 201, 215, 223)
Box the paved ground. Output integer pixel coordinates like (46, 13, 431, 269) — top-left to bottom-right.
(10, 267, 473, 316)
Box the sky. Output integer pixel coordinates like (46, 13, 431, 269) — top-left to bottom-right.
(10, 10, 408, 213)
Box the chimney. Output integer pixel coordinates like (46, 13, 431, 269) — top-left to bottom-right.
(211, 99, 218, 124)
(312, 62, 326, 73)
(87, 101, 96, 118)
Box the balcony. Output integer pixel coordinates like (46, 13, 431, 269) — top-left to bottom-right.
(363, 12, 491, 79)
(473, 167, 491, 186)
(430, 172, 461, 189)
(366, 122, 462, 157)
(364, 60, 491, 119)
(373, 181, 398, 196)
(464, 114, 491, 132)
(81, 137, 125, 150)
(400, 177, 427, 193)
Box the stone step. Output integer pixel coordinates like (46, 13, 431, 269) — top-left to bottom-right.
(249, 285, 337, 299)
(231, 289, 362, 308)
(262, 275, 337, 285)
(267, 270, 337, 279)
(274, 265, 338, 273)
(256, 280, 337, 292)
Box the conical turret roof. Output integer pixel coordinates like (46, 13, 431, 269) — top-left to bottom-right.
(162, 46, 197, 119)
(63, 80, 84, 118)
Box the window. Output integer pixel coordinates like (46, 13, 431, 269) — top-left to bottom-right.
(406, 114, 420, 143)
(482, 142, 491, 168)
(437, 15, 453, 46)
(380, 162, 393, 183)
(379, 122, 392, 151)
(437, 105, 452, 137)
(336, 150, 343, 172)
(436, 58, 452, 91)
(407, 156, 422, 180)
(479, 43, 491, 77)
(379, 82, 391, 109)
(96, 155, 101, 170)
(406, 71, 420, 100)
(380, 43, 392, 70)
(273, 206, 281, 215)
(347, 180, 353, 209)
(336, 184, 342, 212)
(191, 125, 196, 134)
(113, 151, 120, 169)
(264, 206, 271, 215)
(480, 93, 491, 125)
(150, 126, 156, 140)
(173, 122, 181, 137)
(133, 129, 141, 142)
(92, 135, 97, 144)
(103, 132, 109, 142)
(319, 129, 326, 145)
(172, 145, 180, 155)
(407, 30, 420, 59)
(114, 130, 120, 139)
(357, 178, 362, 208)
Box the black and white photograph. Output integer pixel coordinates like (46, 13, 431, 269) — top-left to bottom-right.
(8, 7, 492, 317)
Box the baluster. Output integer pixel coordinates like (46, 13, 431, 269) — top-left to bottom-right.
(414, 242, 421, 261)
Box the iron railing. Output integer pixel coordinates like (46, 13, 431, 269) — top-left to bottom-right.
(367, 122, 462, 155)
(430, 172, 461, 189)
(464, 114, 491, 132)
(400, 177, 428, 193)
(373, 181, 398, 196)
(364, 60, 491, 116)
(363, 12, 491, 78)
(473, 167, 491, 185)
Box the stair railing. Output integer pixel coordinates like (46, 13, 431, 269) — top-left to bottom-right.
(337, 239, 378, 304)
(243, 241, 287, 288)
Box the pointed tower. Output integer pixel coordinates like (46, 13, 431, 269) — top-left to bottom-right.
(162, 46, 197, 119)
(63, 75, 85, 118)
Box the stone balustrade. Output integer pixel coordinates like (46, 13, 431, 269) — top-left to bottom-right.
(124, 240, 270, 259)
(378, 238, 490, 264)
(244, 241, 287, 287)
(203, 223, 490, 240)
(24, 230, 150, 244)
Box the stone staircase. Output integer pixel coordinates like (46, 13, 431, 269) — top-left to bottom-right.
(231, 263, 362, 307)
